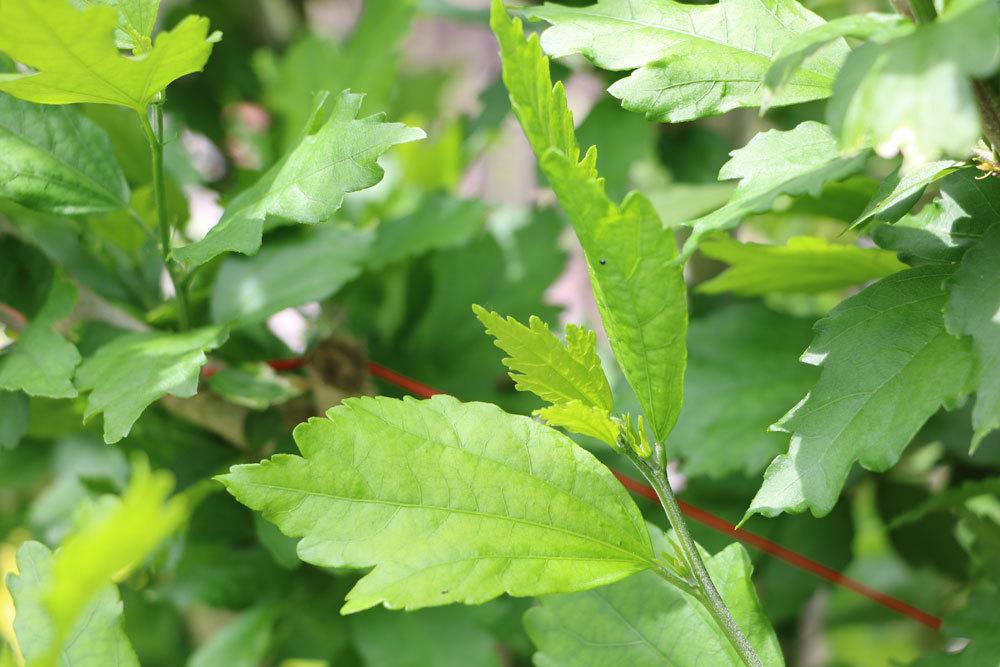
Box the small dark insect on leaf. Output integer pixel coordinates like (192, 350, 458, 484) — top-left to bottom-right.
(440, 590, 449, 595)
(599, 258, 607, 265)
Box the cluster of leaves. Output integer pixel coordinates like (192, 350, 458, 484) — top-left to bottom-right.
(1, 0, 1000, 665)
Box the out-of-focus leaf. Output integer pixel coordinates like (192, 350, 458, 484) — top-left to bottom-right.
(529, 0, 845, 122)
(0, 94, 129, 215)
(945, 223, 1000, 448)
(829, 0, 1000, 164)
(855, 161, 963, 227)
(682, 122, 868, 259)
(219, 395, 654, 613)
(749, 265, 973, 518)
(210, 224, 373, 326)
(0, 276, 80, 399)
(366, 197, 487, 270)
(909, 588, 1000, 666)
(874, 169, 1000, 264)
(698, 235, 905, 295)
(890, 477, 1000, 528)
(0, 391, 28, 449)
(75, 326, 228, 443)
(206, 364, 302, 410)
(0, 0, 217, 111)
(187, 605, 279, 667)
(173, 91, 423, 268)
(351, 606, 502, 667)
(8, 541, 139, 667)
(671, 304, 818, 478)
(764, 13, 906, 106)
(576, 98, 655, 202)
(524, 526, 784, 666)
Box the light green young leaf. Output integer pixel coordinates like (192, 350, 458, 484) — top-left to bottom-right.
(474, 306, 612, 410)
(873, 168, 1000, 263)
(173, 91, 424, 268)
(0, 390, 28, 449)
(829, 0, 1000, 164)
(206, 364, 302, 410)
(187, 605, 279, 667)
(536, 401, 620, 446)
(0, 0, 218, 112)
(14, 460, 188, 667)
(764, 13, 906, 107)
(525, 527, 784, 667)
(681, 122, 869, 260)
(671, 304, 818, 478)
(529, 0, 846, 122)
(0, 276, 81, 399)
(749, 265, 973, 518)
(218, 395, 655, 613)
(854, 161, 962, 227)
(698, 235, 905, 295)
(493, 1, 687, 442)
(210, 224, 373, 326)
(75, 326, 228, 443)
(8, 541, 139, 667)
(0, 94, 129, 215)
(945, 223, 1000, 449)
(909, 588, 1000, 666)
(71, 0, 161, 51)
(351, 606, 502, 667)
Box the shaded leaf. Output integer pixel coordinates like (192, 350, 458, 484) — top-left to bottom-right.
(682, 122, 868, 259)
(699, 235, 905, 295)
(187, 605, 279, 667)
(0, 390, 28, 449)
(75, 326, 228, 443)
(0, 0, 217, 111)
(530, 0, 845, 122)
(909, 588, 1000, 666)
(352, 606, 502, 667)
(367, 196, 487, 270)
(173, 91, 423, 268)
(0, 276, 80, 399)
(890, 477, 1000, 528)
(219, 395, 654, 613)
(854, 161, 962, 227)
(206, 364, 302, 410)
(0, 94, 129, 215)
(749, 265, 973, 518)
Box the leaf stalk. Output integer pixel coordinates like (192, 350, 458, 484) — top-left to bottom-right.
(140, 103, 191, 329)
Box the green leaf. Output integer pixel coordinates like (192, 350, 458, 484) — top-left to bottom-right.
(352, 607, 502, 667)
(698, 235, 906, 296)
(945, 223, 1000, 449)
(12, 460, 188, 667)
(681, 122, 869, 260)
(210, 224, 373, 326)
(854, 161, 962, 227)
(524, 527, 784, 667)
(0, 390, 28, 449)
(764, 13, 906, 107)
(70, 0, 160, 51)
(873, 168, 1000, 264)
(206, 364, 302, 410)
(890, 477, 1000, 528)
(474, 306, 613, 411)
(187, 605, 279, 667)
(529, 0, 845, 122)
(671, 304, 819, 478)
(219, 395, 655, 613)
(75, 325, 228, 443)
(0, 0, 218, 112)
(172, 91, 424, 268)
(536, 401, 621, 446)
(367, 196, 487, 270)
(0, 275, 81, 399)
(0, 94, 129, 215)
(8, 541, 139, 667)
(749, 265, 973, 518)
(829, 0, 1000, 164)
(908, 588, 1000, 666)
(493, 1, 687, 442)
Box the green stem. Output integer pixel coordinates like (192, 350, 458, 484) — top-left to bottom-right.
(627, 451, 763, 667)
(140, 104, 190, 329)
